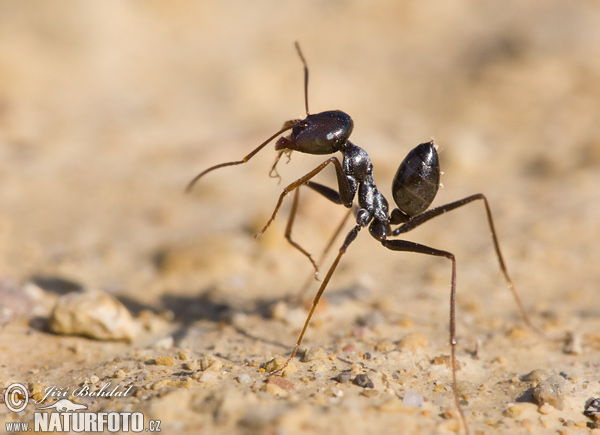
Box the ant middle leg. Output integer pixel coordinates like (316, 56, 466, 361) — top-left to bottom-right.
(294, 182, 354, 299)
(283, 181, 351, 282)
(269, 223, 363, 376)
(283, 188, 320, 279)
(255, 156, 353, 238)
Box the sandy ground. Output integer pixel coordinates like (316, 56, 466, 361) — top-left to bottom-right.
(1, 2, 600, 434)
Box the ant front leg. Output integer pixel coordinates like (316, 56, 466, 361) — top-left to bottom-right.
(255, 156, 354, 237)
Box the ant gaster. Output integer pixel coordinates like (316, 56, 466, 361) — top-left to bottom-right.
(186, 43, 554, 434)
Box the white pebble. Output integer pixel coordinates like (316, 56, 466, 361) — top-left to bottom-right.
(403, 391, 424, 407)
(236, 374, 251, 384)
(48, 290, 137, 341)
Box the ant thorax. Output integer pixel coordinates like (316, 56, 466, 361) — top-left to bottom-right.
(342, 142, 390, 228)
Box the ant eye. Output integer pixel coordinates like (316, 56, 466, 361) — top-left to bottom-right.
(292, 120, 309, 135)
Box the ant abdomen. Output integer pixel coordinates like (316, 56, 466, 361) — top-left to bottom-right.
(276, 110, 353, 155)
(391, 141, 440, 217)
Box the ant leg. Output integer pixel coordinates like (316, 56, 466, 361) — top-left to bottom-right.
(305, 181, 343, 205)
(283, 188, 320, 279)
(255, 156, 353, 237)
(185, 124, 295, 193)
(392, 193, 557, 341)
(284, 181, 350, 281)
(380, 238, 467, 434)
(305, 181, 356, 258)
(269, 223, 363, 376)
(295, 182, 354, 298)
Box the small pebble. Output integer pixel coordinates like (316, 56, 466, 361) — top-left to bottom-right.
(350, 364, 363, 376)
(358, 310, 384, 328)
(332, 370, 352, 384)
(431, 355, 453, 367)
(403, 391, 424, 407)
(375, 340, 396, 352)
(584, 398, 600, 421)
(155, 355, 175, 366)
(563, 331, 582, 355)
(262, 357, 297, 375)
(183, 360, 198, 371)
(153, 336, 174, 349)
(533, 375, 566, 410)
(331, 389, 343, 398)
(398, 333, 428, 351)
(112, 369, 126, 379)
(353, 374, 374, 389)
(178, 350, 191, 360)
(264, 383, 288, 397)
(151, 379, 168, 391)
(538, 403, 555, 415)
(522, 369, 550, 383)
(48, 290, 137, 342)
(266, 376, 295, 391)
(302, 347, 328, 362)
(342, 344, 355, 352)
(236, 374, 251, 384)
(505, 403, 533, 418)
(269, 301, 288, 321)
(200, 356, 223, 372)
(195, 371, 218, 382)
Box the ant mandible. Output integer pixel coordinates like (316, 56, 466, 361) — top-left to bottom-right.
(186, 42, 550, 434)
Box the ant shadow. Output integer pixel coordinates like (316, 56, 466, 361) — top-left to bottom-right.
(26, 272, 371, 354)
(26, 274, 284, 350)
(126, 284, 371, 351)
(120, 287, 296, 351)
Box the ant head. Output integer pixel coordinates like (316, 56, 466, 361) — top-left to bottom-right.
(275, 110, 353, 155)
(391, 141, 440, 217)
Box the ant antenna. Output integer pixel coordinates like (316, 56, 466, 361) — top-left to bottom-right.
(185, 124, 294, 193)
(186, 44, 313, 194)
(294, 41, 310, 115)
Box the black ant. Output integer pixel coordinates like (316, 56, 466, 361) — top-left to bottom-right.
(186, 43, 554, 434)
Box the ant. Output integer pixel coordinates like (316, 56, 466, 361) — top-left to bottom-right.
(186, 43, 554, 434)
